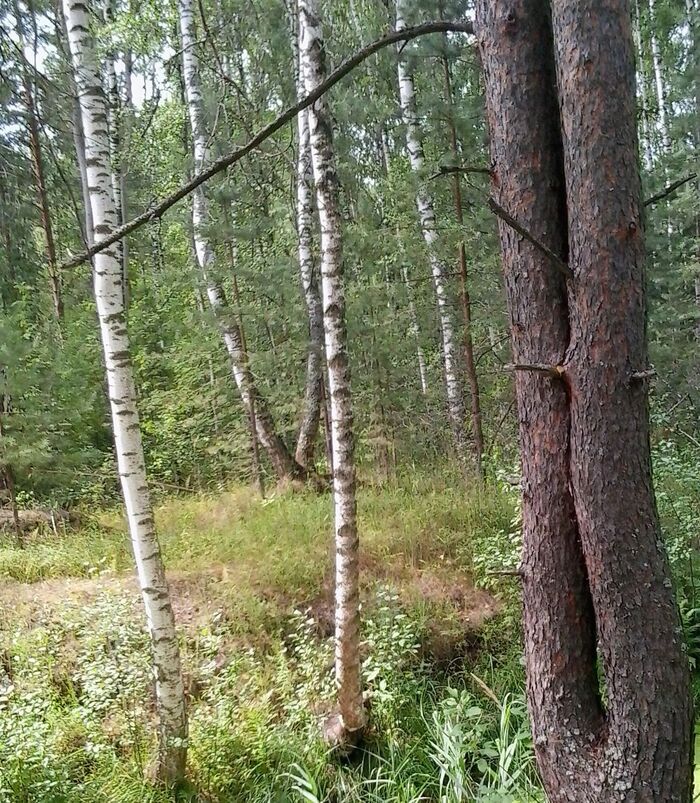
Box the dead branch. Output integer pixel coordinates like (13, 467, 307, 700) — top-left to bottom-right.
(505, 362, 565, 379)
(487, 198, 573, 280)
(59, 20, 474, 270)
(643, 173, 697, 207)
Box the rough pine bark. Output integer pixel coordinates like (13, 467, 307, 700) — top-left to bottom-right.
(395, 0, 467, 457)
(552, 1, 692, 797)
(62, 0, 187, 783)
(300, 0, 365, 742)
(290, 0, 324, 469)
(178, 0, 303, 482)
(476, 2, 692, 800)
(476, 4, 601, 797)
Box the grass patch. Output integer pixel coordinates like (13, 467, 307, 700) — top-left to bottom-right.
(0, 475, 532, 802)
(0, 476, 514, 641)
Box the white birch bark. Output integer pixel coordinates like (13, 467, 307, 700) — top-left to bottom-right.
(290, 0, 324, 469)
(395, 0, 466, 453)
(62, 0, 187, 783)
(633, 0, 655, 171)
(57, 6, 93, 246)
(102, 0, 127, 306)
(300, 0, 365, 741)
(648, 0, 671, 152)
(402, 264, 428, 395)
(178, 0, 301, 481)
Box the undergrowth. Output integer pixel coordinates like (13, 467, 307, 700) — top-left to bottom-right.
(0, 450, 698, 802)
(0, 583, 536, 802)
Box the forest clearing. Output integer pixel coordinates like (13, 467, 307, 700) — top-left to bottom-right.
(1, 0, 699, 799)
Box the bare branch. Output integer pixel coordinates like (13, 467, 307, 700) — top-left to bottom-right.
(643, 173, 697, 207)
(505, 362, 565, 378)
(630, 368, 656, 381)
(429, 164, 493, 180)
(59, 20, 474, 270)
(487, 197, 573, 280)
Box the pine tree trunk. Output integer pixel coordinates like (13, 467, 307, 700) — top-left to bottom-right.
(291, 0, 324, 469)
(440, 48, 484, 477)
(476, 2, 692, 800)
(395, 0, 466, 458)
(62, 0, 187, 783)
(300, 0, 365, 744)
(178, 0, 303, 483)
(551, 0, 692, 796)
(15, 8, 62, 323)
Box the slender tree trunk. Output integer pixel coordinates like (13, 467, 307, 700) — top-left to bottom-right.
(381, 130, 428, 396)
(72, 95, 94, 247)
(0, 412, 22, 549)
(321, 367, 334, 474)
(300, 0, 365, 744)
(102, 0, 129, 310)
(647, 0, 671, 152)
(689, 0, 700, 342)
(634, 0, 655, 171)
(395, 0, 466, 458)
(15, 8, 63, 323)
(401, 263, 428, 395)
(55, 0, 94, 247)
(178, 0, 303, 482)
(476, 2, 692, 800)
(440, 47, 484, 477)
(63, 0, 187, 783)
(227, 239, 265, 499)
(290, 0, 324, 469)
(0, 176, 16, 310)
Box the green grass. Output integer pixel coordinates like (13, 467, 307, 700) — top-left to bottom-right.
(1, 460, 698, 802)
(0, 474, 533, 802)
(0, 473, 515, 641)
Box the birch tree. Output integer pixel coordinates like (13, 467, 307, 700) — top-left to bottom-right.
(647, 0, 671, 153)
(178, 0, 304, 483)
(395, 0, 466, 459)
(300, 0, 366, 746)
(289, 0, 324, 470)
(62, 0, 187, 782)
(102, 0, 128, 307)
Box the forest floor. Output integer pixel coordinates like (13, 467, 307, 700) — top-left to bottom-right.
(0, 467, 697, 802)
